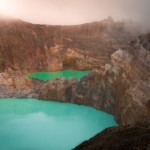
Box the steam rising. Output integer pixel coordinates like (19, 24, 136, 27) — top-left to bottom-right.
(0, 0, 150, 29)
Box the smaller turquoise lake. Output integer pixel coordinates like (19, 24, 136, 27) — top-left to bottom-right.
(27, 70, 89, 81)
(0, 99, 118, 150)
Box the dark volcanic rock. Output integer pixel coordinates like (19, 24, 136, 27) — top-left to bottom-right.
(73, 125, 150, 150)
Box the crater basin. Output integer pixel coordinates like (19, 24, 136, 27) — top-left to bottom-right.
(0, 98, 118, 150)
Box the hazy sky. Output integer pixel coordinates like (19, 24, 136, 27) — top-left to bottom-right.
(0, 0, 150, 25)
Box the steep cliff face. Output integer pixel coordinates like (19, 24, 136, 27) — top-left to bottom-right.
(0, 18, 141, 72)
(38, 34, 150, 126)
(0, 19, 58, 72)
(72, 34, 150, 125)
(110, 34, 150, 125)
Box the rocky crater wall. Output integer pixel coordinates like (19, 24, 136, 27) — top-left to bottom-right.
(0, 18, 141, 73)
(0, 34, 149, 127)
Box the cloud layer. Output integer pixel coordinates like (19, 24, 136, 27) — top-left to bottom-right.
(0, 0, 150, 27)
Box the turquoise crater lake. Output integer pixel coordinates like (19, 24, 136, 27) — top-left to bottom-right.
(27, 70, 89, 81)
(0, 98, 118, 150)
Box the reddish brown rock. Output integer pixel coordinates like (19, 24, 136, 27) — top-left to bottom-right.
(69, 34, 150, 126)
(0, 73, 34, 98)
(0, 17, 141, 73)
(38, 34, 150, 126)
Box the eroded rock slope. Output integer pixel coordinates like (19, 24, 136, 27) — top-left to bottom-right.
(0, 17, 141, 72)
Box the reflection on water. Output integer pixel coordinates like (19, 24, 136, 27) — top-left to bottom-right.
(0, 98, 118, 150)
(27, 70, 89, 81)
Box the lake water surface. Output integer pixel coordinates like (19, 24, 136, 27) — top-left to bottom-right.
(0, 98, 118, 150)
(27, 70, 89, 81)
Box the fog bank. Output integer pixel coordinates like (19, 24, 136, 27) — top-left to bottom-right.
(0, 0, 149, 29)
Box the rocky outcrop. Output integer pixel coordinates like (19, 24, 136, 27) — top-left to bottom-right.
(0, 17, 141, 73)
(38, 77, 77, 102)
(79, 34, 150, 126)
(0, 72, 34, 98)
(38, 34, 150, 126)
(73, 125, 150, 150)
(63, 48, 102, 70)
